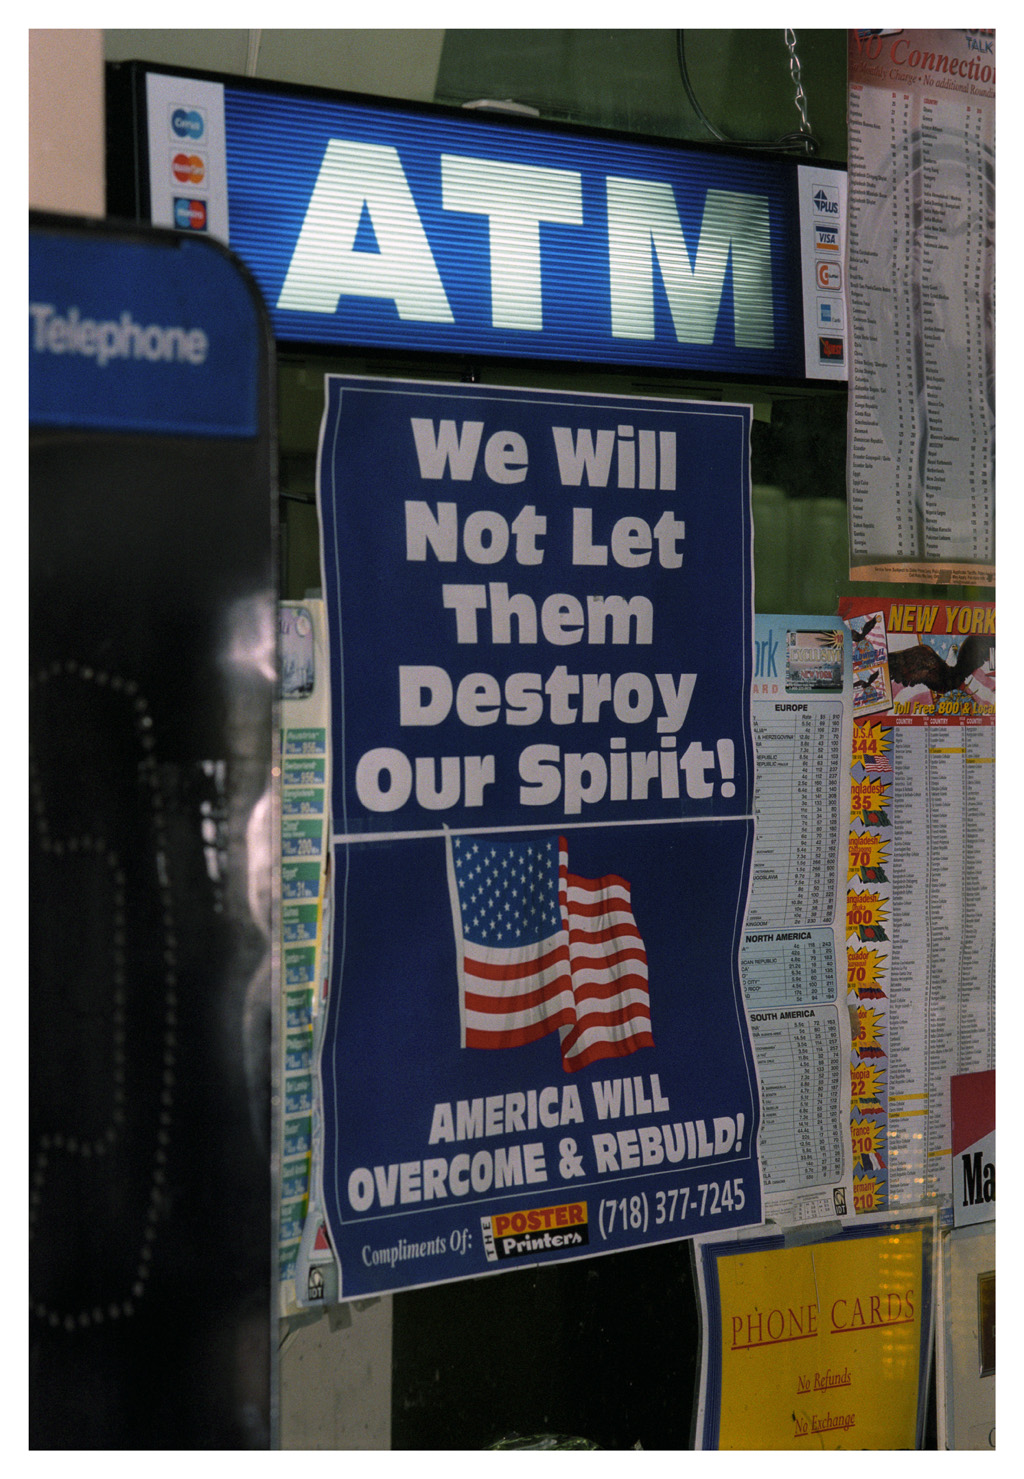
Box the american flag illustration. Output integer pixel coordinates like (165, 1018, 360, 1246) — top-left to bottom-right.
(861, 751, 892, 775)
(446, 833, 652, 1073)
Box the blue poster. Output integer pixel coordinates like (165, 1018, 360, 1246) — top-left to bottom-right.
(311, 376, 762, 1299)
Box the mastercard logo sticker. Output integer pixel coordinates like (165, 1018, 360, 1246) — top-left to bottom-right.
(172, 152, 205, 185)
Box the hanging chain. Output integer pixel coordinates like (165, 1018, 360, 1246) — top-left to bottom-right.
(676, 28, 819, 154)
(785, 28, 815, 150)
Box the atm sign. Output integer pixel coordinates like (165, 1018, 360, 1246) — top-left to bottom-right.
(141, 69, 846, 379)
(214, 81, 814, 378)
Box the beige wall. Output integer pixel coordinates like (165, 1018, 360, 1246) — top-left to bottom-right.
(103, 28, 445, 100)
(29, 30, 105, 216)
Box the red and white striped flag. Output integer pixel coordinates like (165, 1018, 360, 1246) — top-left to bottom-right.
(558, 851, 653, 1072)
(447, 833, 651, 1073)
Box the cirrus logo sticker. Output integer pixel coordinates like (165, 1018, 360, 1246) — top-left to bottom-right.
(171, 106, 205, 141)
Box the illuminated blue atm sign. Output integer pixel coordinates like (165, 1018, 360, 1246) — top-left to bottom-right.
(142, 70, 847, 380)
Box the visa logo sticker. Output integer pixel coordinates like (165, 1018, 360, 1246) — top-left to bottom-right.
(815, 224, 840, 252)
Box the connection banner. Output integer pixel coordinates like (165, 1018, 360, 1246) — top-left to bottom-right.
(308, 376, 763, 1299)
(846, 28, 995, 583)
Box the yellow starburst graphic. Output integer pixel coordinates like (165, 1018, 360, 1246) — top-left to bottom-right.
(854, 1004, 885, 1056)
(852, 719, 890, 763)
(851, 1059, 885, 1108)
(850, 776, 890, 815)
(851, 1118, 885, 1159)
(846, 889, 889, 933)
(853, 1174, 882, 1214)
(847, 947, 887, 996)
(847, 832, 891, 879)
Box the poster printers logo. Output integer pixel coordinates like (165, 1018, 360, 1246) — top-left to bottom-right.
(812, 185, 840, 217)
(481, 1201, 589, 1263)
(171, 106, 205, 141)
(172, 152, 206, 185)
(174, 197, 208, 231)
